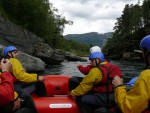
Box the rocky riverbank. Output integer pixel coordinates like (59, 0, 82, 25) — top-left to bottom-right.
(0, 12, 87, 72)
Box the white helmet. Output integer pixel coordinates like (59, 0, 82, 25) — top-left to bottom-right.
(90, 46, 101, 53)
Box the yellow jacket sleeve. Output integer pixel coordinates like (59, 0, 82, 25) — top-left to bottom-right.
(14, 91, 18, 100)
(114, 69, 150, 113)
(70, 68, 102, 96)
(9, 58, 38, 82)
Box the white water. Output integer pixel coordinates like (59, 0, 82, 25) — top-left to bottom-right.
(42, 57, 145, 83)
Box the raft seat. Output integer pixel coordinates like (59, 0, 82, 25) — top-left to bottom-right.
(44, 75, 71, 96)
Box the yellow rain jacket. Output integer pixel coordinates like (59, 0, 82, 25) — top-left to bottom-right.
(114, 69, 150, 113)
(70, 62, 108, 96)
(9, 58, 38, 82)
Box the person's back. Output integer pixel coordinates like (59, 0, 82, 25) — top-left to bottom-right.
(112, 35, 150, 113)
(69, 51, 122, 113)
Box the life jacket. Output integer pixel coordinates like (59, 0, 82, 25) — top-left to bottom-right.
(0, 72, 14, 108)
(92, 63, 122, 93)
(9, 72, 18, 83)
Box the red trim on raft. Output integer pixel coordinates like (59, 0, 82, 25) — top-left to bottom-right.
(32, 75, 115, 113)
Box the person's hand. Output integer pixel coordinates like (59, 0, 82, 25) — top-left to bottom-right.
(38, 76, 44, 81)
(112, 76, 123, 88)
(13, 98, 22, 111)
(1, 58, 12, 72)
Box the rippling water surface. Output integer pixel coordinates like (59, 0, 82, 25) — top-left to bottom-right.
(42, 57, 145, 83)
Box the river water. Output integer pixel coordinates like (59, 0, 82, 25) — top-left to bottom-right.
(40, 57, 145, 83)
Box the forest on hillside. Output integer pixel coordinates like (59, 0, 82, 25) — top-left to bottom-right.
(0, 0, 90, 56)
(64, 32, 112, 48)
(0, 0, 150, 57)
(103, 0, 150, 58)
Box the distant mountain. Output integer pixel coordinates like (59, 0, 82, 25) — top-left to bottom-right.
(64, 32, 113, 48)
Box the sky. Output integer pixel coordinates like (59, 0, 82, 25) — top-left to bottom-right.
(49, 0, 143, 35)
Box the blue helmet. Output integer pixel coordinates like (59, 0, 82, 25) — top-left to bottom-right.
(140, 35, 150, 52)
(89, 52, 104, 61)
(126, 77, 138, 86)
(3, 46, 17, 56)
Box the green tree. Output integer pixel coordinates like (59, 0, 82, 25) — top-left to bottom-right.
(131, 4, 143, 32)
(2, 0, 72, 46)
(142, 0, 150, 26)
(103, 3, 145, 57)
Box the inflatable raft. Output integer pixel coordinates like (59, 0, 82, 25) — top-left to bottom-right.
(32, 75, 119, 113)
(32, 75, 81, 113)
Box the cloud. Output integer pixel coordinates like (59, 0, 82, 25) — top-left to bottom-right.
(49, 0, 143, 35)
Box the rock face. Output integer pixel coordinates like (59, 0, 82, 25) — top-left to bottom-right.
(0, 45, 45, 72)
(18, 51, 45, 72)
(0, 12, 87, 67)
(0, 12, 65, 65)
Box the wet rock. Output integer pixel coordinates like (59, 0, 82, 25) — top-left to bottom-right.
(0, 13, 85, 64)
(0, 13, 65, 65)
(122, 52, 131, 60)
(65, 52, 87, 62)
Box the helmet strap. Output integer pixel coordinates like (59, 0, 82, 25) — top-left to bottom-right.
(7, 51, 14, 58)
(10, 52, 14, 58)
(4, 55, 11, 59)
(95, 58, 101, 67)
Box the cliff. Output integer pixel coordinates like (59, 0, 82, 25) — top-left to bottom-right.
(0, 12, 67, 65)
(0, 12, 87, 72)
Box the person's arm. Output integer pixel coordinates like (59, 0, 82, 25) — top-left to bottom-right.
(9, 58, 43, 82)
(0, 59, 14, 107)
(113, 71, 150, 113)
(70, 68, 102, 96)
(77, 65, 92, 75)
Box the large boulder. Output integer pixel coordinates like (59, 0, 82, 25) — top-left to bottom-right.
(0, 12, 86, 64)
(0, 12, 65, 65)
(34, 43, 65, 65)
(65, 52, 87, 62)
